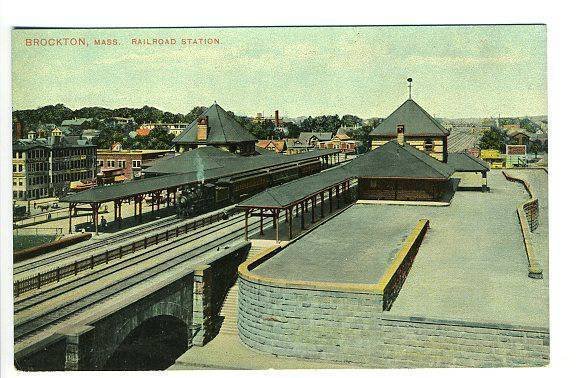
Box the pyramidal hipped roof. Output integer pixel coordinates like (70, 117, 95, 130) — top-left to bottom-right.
(345, 141, 454, 179)
(370, 99, 449, 137)
(174, 103, 257, 144)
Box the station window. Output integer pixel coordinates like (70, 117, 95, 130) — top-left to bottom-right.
(118, 160, 126, 168)
(107, 160, 115, 168)
(132, 160, 141, 168)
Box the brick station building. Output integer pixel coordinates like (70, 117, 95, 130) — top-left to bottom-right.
(349, 127, 455, 201)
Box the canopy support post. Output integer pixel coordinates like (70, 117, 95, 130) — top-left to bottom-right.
(288, 206, 293, 239)
(259, 208, 264, 236)
(244, 209, 249, 241)
(311, 195, 316, 224)
(68, 203, 75, 234)
(91, 203, 100, 235)
(275, 209, 279, 243)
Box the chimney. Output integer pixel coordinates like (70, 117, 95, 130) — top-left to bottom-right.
(396, 124, 405, 146)
(14, 120, 23, 139)
(274, 110, 280, 127)
(197, 116, 209, 142)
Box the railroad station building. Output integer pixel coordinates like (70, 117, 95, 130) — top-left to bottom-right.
(349, 131, 455, 201)
(173, 102, 258, 156)
(369, 98, 450, 162)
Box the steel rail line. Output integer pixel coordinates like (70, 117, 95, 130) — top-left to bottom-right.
(14, 212, 253, 312)
(15, 190, 352, 342)
(14, 219, 271, 343)
(14, 209, 239, 276)
(13, 215, 183, 275)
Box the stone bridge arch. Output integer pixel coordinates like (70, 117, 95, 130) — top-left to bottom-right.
(62, 274, 197, 371)
(97, 300, 191, 370)
(90, 279, 195, 370)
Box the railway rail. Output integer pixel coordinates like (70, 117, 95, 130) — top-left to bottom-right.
(14, 216, 273, 343)
(14, 188, 353, 343)
(448, 130, 481, 153)
(13, 206, 237, 277)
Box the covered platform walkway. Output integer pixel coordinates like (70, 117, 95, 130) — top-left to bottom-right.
(60, 149, 340, 234)
(237, 167, 356, 242)
(447, 152, 491, 191)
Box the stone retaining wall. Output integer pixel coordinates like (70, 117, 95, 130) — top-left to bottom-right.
(237, 214, 549, 368)
(502, 171, 543, 278)
(238, 277, 549, 368)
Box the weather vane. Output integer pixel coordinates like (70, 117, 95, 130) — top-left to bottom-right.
(407, 78, 413, 99)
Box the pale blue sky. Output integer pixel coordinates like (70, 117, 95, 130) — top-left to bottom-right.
(12, 25, 547, 119)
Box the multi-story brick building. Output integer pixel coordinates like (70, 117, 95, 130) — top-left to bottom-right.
(97, 144, 173, 180)
(12, 129, 98, 200)
(12, 139, 51, 200)
(50, 133, 98, 197)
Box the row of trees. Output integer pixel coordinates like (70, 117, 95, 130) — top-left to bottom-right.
(14, 104, 383, 149)
(91, 124, 175, 150)
(13, 104, 209, 133)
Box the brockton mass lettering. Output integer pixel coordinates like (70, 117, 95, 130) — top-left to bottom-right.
(25, 38, 88, 47)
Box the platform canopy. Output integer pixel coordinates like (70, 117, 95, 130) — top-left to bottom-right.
(144, 146, 338, 176)
(61, 147, 340, 204)
(237, 166, 354, 210)
(447, 152, 490, 173)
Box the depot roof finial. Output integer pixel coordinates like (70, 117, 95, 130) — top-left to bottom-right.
(407, 78, 413, 100)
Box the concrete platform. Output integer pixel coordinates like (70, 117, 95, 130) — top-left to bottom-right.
(252, 204, 413, 285)
(252, 170, 548, 328)
(382, 170, 547, 327)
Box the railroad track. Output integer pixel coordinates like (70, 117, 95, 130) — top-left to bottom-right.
(13, 210, 235, 276)
(448, 130, 480, 153)
(14, 212, 249, 310)
(14, 216, 274, 343)
(14, 190, 353, 343)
